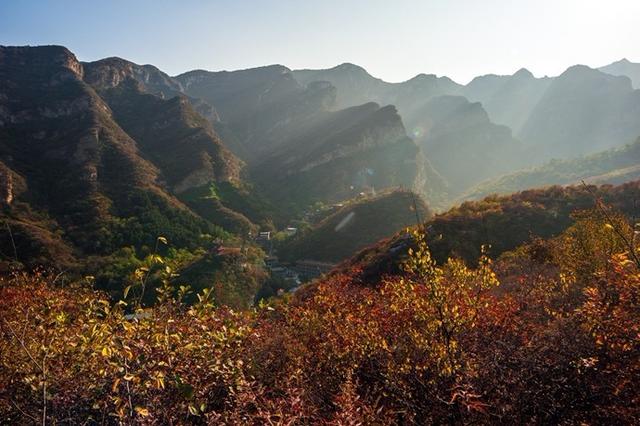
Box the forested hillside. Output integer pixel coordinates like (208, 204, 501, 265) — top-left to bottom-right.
(3, 179, 640, 423)
(0, 46, 268, 306)
(278, 189, 431, 263)
(463, 137, 640, 200)
(1, 38, 640, 424)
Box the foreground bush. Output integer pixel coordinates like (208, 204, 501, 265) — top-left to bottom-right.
(1, 212, 639, 424)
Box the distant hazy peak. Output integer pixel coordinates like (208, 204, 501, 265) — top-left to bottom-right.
(177, 64, 292, 78)
(610, 58, 633, 65)
(513, 67, 534, 78)
(405, 73, 441, 83)
(598, 57, 640, 89)
(559, 64, 629, 78)
(558, 64, 633, 87)
(466, 73, 502, 85)
(562, 64, 594, 74)
(468, 67, 534, 83)
(295, 64, 458, 87)
(293, 63, 382, 87)
(332, 62, 369, 73)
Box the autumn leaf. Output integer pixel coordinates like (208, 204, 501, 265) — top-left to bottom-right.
(135, 406, 150, 417)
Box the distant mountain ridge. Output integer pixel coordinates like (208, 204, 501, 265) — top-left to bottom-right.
(461, 137, 640, 201)
(462, 68, 552, 133)
(251, 102, 431, 209)
(42, 52, 640, 210)
(292, 63, 463, 122)
(175, 66, 337, 162)
(84, 57, 220, 122)
(175, 65, 436, 211)
(293, 59, 640, 200)
(518, 65, 640, 161)
(599, 58, 640, 89)
(408, 95, 526, 198)
(2, 44, 640, 270)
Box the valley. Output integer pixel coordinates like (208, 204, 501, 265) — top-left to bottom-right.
(1, 26, 640, 423)
(2, 45, 639, 302)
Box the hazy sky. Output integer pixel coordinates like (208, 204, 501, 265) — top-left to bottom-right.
(2, 0, 639, 84)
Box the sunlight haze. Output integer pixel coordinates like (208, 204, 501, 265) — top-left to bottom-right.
(2, 0, 639, 83)
(3, 1, 640, 423)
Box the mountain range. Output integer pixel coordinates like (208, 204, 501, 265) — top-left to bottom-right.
(599, 58, 640, 89)
(293, 58, 640, 197)
(1, 44, 639, 304)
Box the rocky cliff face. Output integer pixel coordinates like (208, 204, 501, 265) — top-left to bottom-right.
(0, 45, 257, 266)
(176, 64, 444, 209)
(176, 66, 337, 162)
(84, 57, 220, 122)
(0, 45, 84, 81)
(252, 103, 429, 207)
(88, 77, 243, 192)
(80, 62, 260, 234)
(83, 57, 181, 93)
(411, 96, 525, 198)
(0, 46, 159, 205)
(0, 46, 155, 259)
(0, 161, 26, 205)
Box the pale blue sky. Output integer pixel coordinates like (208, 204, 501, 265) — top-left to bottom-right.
(1, 0, 639, 83)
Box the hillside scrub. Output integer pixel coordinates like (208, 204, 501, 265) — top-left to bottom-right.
(1, 207, 639, 424)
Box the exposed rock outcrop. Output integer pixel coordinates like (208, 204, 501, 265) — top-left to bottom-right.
(252, 103, 430, 206)
(0, 45, 250, 266)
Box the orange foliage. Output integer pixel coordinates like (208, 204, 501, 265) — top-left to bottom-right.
(1, 210, 640, 424)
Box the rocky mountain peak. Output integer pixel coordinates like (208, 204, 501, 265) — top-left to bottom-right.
(83, 57, 183, 94)
(0, 45, 84, 82)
